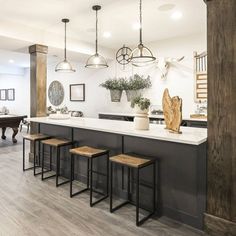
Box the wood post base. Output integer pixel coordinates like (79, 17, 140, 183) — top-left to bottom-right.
(204, 213, 236, 236)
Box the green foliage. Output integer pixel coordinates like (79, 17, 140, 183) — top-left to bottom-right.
(100, 78, 125, 90)
(123, 74, 152, 90)
(131, 96, 151, 110)
(100, 74, 151, 91)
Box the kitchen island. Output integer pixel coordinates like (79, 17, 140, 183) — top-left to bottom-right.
(29, 117, 207, 229)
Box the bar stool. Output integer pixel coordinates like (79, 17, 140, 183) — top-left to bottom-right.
(41, 138, 73, 187)
(22, 133, 51, 175)
(109, 153, 156, 226)
(69, 146, 109, 207)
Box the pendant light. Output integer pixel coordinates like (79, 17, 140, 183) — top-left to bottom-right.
(55, 18, 76, 72)
(85, 5, 108, 69)
(129, 0, 156, 66)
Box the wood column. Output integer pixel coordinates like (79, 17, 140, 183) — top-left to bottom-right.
(204, 0, 236, 235)
(29, 44, 48, 117)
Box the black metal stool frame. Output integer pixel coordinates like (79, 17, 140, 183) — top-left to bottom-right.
(41, 142, 73, 187)
(23, 137, 50, 176)
(70, 150, 109, 207)
(110, 161, 156, 226)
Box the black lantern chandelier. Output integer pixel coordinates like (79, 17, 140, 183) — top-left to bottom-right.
(85, 5, 108, 69)
(55, 19, 76, 72)
(129, 0, 156, 66)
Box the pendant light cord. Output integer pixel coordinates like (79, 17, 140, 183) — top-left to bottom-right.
(95, 9, 98, 54)
(64, 21, 67, 60)
(139, 0, 143, 44)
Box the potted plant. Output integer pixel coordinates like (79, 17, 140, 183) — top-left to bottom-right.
(131, 96, 151, 130)
(100, 78, 124, 102)
(124, 74, 152, 102)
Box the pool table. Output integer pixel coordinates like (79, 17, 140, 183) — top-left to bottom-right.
(0, 114, 27, 143)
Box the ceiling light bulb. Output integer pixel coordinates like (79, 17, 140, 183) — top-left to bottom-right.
(171, 11, 183, 20)
(9, 59, 14, 63)
(103, 31, 111, 38)
(132, 22, 141, 30)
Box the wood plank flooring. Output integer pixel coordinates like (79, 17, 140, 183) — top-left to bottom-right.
(0, 128, 207, 236)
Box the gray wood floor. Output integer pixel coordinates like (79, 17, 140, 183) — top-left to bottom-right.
(0, 128, 207, 236)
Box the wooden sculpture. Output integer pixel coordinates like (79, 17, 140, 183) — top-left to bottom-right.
(162, 89, 182, 134)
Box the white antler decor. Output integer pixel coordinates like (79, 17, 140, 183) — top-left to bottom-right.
(157, 56, 184, 80)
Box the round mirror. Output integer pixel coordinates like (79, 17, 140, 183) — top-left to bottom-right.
(48, 80, 64, 106)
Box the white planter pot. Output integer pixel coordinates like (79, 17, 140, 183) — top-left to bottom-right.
(134, 115, 149, 130)
(133, 104, 149, 130)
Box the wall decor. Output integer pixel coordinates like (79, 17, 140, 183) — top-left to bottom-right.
(157, 56, 184, 80)
(116, 45, 132, 67)
(70, 84, 85, 101)
(48, 80, 64, 106)
(7, 88, 15, 101)
(0, 89, 7, 100)
(162, 88, 182, 134)
(194, 51, 207, 102)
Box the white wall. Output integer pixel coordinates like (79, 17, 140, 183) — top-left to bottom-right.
(0, 68, 30, 116)
(47, 33, 206, 118)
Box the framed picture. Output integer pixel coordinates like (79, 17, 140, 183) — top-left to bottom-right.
(70, 84, 85, 101)
(7, 88, 15, 101)
(0, 89, 7, 100)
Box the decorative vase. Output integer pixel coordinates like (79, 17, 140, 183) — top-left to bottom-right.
(134, 105, 149, 130)
(125, 90, 142, 102)
(110, 90, 123, 102)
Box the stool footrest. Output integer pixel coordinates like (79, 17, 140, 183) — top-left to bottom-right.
(91, 195, 108, 207)
(70, 186, 106, 198)
(110, 201, 129, 213)
(56, 179, 70, 187)
(137, 212, 155, 226)
(23, 166, 35, 171)
(42, 173, 56, 181)
(71, 187, 89, 198)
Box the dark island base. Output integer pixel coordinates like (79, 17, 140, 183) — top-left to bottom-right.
(32, 122, 207, 230)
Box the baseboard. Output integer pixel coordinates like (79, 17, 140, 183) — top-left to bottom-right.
(204, 213, 236, 236)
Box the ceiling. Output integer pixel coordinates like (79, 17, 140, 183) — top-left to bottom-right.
(0, 0, 206, 68)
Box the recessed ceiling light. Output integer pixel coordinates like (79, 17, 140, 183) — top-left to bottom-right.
(171, 11, 183, 20)
(9, 59, 14, 63)
(158, 4, 175, 12)
(132, 22, 141, 30)
(103, 31, 111, 38)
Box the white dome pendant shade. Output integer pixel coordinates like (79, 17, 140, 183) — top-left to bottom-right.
(55, 18, 76, 72)
(85, 5, 108, 69)
(129, 0, 156, 67)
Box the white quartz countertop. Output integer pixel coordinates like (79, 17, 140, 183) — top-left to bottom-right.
(99, 112, 207, 122)
(28, 117, 207, 145)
